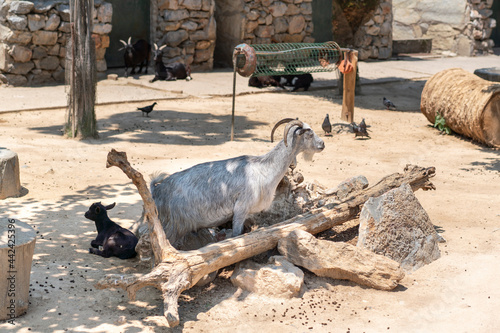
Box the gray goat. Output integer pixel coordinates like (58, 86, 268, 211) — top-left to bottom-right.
(150, 118, 325, 248)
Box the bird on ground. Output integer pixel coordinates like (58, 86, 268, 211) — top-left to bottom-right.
(383, 97, 396, 110)
(322, 114, 332, 136)
(137, 102, 157, 117)
(352, 118, 370, 138)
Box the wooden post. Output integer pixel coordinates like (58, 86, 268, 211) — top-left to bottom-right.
(0, 219, 36, 321)
(341, 50, 358, 123)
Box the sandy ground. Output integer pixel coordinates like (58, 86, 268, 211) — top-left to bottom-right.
(0, 80, 499, 332)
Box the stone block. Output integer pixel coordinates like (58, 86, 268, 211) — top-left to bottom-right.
(44, 13, 60, 31)
(0, 149, 21, 199)
(32, 30, 58, 45)
(393, 38, 432, 54)
(9, 1, 34, 15)
(231, 256, 304, 298)
(7, 15, 28, 30)
(357, 183, 441, 272)
(288, 15, 305, 34)
(28, 14, 45, 32)
(181, 0, 202, 11)
(10, 44, 32, 62)
(97, 2, 112, 23)
(269, 2, 287, 17)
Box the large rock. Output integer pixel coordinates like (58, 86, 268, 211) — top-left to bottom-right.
(231, 256, 304, 298)
(278, 230, 404, 291)
(357, 183, 441, 272)
(0, 149, 21, 199)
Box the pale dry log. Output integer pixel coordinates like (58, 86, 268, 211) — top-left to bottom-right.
(105, 149, 179, 264)
(96, 151, 435, 328)
(420, 68, 500, 148)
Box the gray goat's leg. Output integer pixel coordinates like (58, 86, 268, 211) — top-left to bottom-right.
(231, 204, 250, 237)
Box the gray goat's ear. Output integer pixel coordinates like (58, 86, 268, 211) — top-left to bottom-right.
(105, 202, 116, 211)
(298, 128, 311, 136)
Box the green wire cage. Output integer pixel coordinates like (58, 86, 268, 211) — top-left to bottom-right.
(230, 42, 358, 140)
(233, 42, 344, 77)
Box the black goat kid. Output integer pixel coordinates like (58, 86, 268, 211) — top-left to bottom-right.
(150, 43, 192, 82)
(119, 37, 151, 78)
(85, 202, 138, 259)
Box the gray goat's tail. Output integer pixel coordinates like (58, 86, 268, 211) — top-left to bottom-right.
(150, 172, 169, 197)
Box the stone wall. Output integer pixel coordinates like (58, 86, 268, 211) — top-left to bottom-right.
(153, 0, 216, 71)
(393, 0, 496, 56)
(354, 0, 394, 60)
(242, 0, 314, 44)
(212, 0, 314, 67)
(0, 0, 112, 86)
(470, 0, 497, 54)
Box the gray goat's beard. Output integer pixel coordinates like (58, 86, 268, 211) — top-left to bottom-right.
(302, 151, 315, 162)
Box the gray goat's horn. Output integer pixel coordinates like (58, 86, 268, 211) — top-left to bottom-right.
(154, 43, 158, 50)
(159, 44, 167, 51)
(119, 39, 127, 46)
(127, 36, 132, 44)
(270, 118, 304, 147)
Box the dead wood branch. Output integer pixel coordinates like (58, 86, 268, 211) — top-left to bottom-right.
(96, 150, 435, 328)
(105, 149, 179, 264)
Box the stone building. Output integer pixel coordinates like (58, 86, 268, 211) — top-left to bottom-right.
(0, 0, 498, 86)
(393, 0, 498, 56)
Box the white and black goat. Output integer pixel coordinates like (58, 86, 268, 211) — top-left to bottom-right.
(150, 118, 325, 248)
(150, 43, 192, 83)
(119, 37, 151, 78)
(85, 202, 138, 259)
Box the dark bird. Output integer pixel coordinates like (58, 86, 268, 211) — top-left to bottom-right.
(322, 114, 332, 136)
(383, 97, 396, 110)
(352, 118, 370, 138)
(137, 102, 157, 117)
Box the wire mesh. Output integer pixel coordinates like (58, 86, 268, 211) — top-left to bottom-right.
(248, 42, 342, 77)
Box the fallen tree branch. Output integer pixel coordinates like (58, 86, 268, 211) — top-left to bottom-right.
(96, 150, 435, 327)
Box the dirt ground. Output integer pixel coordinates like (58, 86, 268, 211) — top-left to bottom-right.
(0, 80, 499, 332)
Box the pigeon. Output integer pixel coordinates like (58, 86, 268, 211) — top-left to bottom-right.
(322, 114, 332, 136)
(383, 97, 396, 110)
(137, 102, 157, 117)
(352, 118, 370, 138)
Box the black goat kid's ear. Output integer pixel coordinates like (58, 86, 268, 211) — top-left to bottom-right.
(95, 206, 101, 214)
(105, 203, 116, 211)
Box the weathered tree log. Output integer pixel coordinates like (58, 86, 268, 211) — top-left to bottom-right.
(420, 68, 500, 148)
(96, 149, 435, 327)
(0, 219, 36, 320)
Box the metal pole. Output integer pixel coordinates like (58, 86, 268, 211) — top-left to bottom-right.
(231, 64, 237, 141)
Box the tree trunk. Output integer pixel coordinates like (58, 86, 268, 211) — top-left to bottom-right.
(64, 0, 98, 139)
(95, 149, 436, 328)
(420, 68, 500, 148)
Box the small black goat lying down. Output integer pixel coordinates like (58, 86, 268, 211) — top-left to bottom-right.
(278, 73, 314, 92)
(248, 75, 285, 89)
(85, 202, 138, 259)
(150, 43, 192, 82)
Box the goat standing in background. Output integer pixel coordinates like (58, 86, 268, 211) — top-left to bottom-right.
(85, 202, 138, 259)
(150, 43, 192, 82)
(150, 118, 325, 248)
(119, 37, 151, 78)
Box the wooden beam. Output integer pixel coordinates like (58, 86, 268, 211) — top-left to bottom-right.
(341, 50, 358, 123)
